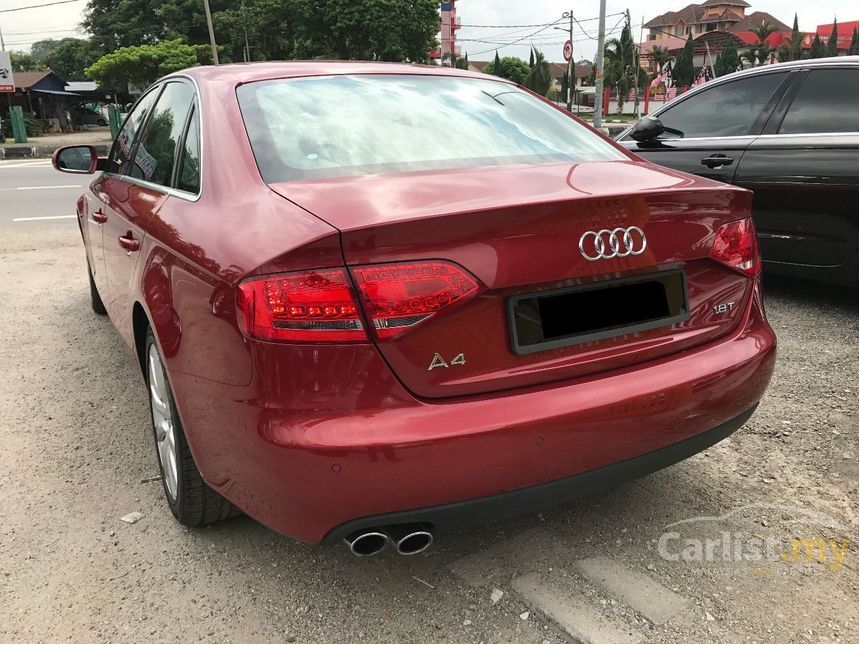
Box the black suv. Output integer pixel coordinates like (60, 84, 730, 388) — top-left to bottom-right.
(617, 56, 858, 286)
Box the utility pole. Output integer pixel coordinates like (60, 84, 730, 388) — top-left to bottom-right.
(634, 15, 644, 117)
(202, 0, 219, 65)
(564, 10, 573, 112)
(631, 11, 640, 118)
(240, 0, 251, 62)
(593, 0, 607, 128)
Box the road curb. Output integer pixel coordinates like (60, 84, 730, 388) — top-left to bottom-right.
(1, 144, 110, 160)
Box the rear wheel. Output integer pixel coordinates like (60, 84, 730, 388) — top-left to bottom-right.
(145, 328, 239, 525)
(88, 263, 107, 315)
(97, 118, 107, 126)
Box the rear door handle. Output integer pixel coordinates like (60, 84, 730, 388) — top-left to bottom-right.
(92, 209, 108, 224)
(118, 233, 140, 253)
(701, 154, 734, 169)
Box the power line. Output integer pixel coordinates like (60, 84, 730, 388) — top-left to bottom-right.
(469, 17, 566, 56)
(1, 27, 83, 35)
(0, 0, 85, 13)
(459, 13, 623, 29)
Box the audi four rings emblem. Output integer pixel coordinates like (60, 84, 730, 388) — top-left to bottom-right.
(579, 226, 647, 261)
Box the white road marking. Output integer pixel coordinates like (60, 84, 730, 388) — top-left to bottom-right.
(0, 161, 53, 169)
(13, 184, 83, 190)
(12, 215, 76, 222)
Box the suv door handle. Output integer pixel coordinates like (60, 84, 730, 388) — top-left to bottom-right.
(92, 209, 108, 224)
(118, 233, 140, 253)
(701, 154, 734, 168)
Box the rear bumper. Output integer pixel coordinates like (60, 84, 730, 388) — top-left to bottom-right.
(322, 404, 756, 544)
(180, 280, 776, 544)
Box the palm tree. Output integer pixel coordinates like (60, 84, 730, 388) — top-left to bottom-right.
(779, 14, 804, 62)
(651, 45, 670, 72)
(526, 48, 553, 97)
(747, 21, 778, 65)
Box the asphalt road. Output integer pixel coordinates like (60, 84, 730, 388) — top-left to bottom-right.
(0, 159, 84, 230)
(0, 170, 857, 643)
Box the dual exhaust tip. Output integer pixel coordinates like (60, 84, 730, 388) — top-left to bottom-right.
(344, 524, 433, 556)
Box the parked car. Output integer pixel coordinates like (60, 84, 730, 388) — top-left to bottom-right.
(52, 63, 776, 555)
(77, 106, 107, 127)
(617, 56, 858, 286)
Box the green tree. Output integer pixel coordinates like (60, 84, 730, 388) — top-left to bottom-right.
(650, 45, 670, 72)
(673, 34, 695, 86)
(745, 21, 777, 65)
(714, 43, 740, 76)
(9, 51, 45, 72)
(84, 0, 439, 62)
(493, 50, 502, 74)
(778, 14, 804, 62)
(482, 56, 531, 85)
(528, 48, 534, 69)
(525, 48, 552, 96)
(825, 19, 839, 57)
(849, 27, 859, 55)
(809, 34, 825, 58)
(601, 24, 646, 110)
(85, 39, 213, 88)
(43, 39, 104, 81)
(290, 0, 438, 61)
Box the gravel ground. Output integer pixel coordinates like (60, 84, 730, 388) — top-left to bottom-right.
(1, 227, 856, 643)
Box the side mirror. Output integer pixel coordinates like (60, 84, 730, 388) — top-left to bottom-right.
(629, 116, 665, 142)
(52, 145, 99, 174)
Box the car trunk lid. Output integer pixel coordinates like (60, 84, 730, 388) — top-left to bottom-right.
(269, 161, 754, 399)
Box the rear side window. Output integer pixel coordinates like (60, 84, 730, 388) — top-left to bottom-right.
(108, 88, 159, 174)
(237, 74, 627, 183)
(778, 68, 859, 134)
(176, 107, 200, 194)
(657, 72, 788, 138)
(129, 81, 195, 186)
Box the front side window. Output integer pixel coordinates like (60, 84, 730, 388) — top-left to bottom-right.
(237, 74, 627, 183)
(778, 68, 859, 135)
(107, 88, 159, 174)
(657, 72, 788, 139)
(128, 82, 195, 186)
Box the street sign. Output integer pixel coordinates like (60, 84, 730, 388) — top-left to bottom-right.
(0, 51, 15, 93)
(563, 40, 573, 62)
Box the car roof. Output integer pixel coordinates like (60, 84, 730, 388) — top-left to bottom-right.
(644, 56, 857, 117)
(167, 60, 506, 87)
(712, 55, 857, 80)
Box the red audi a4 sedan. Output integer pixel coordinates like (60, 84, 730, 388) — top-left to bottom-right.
(53, 62, 776, 556)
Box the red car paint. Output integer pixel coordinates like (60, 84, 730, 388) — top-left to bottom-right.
(59, 62, 775, 543)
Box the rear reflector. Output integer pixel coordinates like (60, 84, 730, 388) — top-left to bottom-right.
(236, 269, 366, 342)
(711, 218, 761, 277)
(351, 261, 482, 340)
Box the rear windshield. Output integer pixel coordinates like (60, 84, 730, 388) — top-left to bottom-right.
(237, 74, 626, 182)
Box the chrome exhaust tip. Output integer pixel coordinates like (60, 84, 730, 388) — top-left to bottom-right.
(385, 524, 434, 555)
(344, 530, 389, 556)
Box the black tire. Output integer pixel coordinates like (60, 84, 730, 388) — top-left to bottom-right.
(144, 328, 240, 526)
(88, 264, 107, 315)
(97, 118, 107, 126)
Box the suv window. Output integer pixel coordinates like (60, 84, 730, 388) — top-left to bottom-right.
(175, 106, 200, 194)
(656, 72, 788, 139)
(778, 68, 859, 134)
(128, 81, 195, 187)
(107, 88, 160, 174)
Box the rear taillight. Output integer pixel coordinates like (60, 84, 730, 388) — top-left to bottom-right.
(711, 218, 761, 277)
(236, 261, 483, 343)
(236, 269, 366, 342)
(351, 261, 481, 340)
